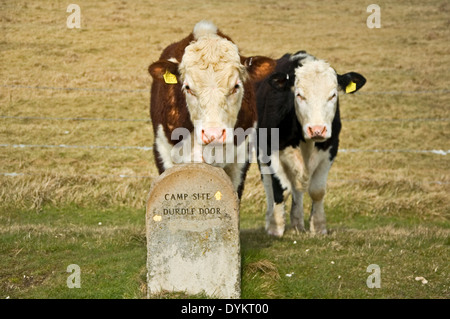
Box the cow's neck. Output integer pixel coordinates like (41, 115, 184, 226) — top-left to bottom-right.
(299, 139, 315, 164)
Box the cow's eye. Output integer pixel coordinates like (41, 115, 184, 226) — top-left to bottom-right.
(328, 93, 336, 101)
(184, 85, 195, 96)
(297, 93, 306, 101)
(231, 84, 240, 95)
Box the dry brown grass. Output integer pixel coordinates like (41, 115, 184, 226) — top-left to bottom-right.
(0, 0, 448, 227)
(0, 173, 154, 211)
(245, 259, 281, 281)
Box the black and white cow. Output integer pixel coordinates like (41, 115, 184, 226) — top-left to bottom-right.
(256, 51, 366, 236)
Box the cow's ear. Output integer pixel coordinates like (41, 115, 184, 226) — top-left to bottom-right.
(244, 56, 276, 82)
(268, 72, 289, 91)
(148, 60, 179, 83)
(337, 72, 366, 94)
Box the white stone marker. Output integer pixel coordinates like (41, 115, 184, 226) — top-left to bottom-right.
(146, 163, 240, 298)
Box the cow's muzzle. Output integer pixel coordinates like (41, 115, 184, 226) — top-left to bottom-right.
(306, 125, 328, 141)
(201, 128, 227, 144)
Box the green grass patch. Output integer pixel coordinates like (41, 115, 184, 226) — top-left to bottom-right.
(1, 202, 447, 299)
(0, 205, 147, 299)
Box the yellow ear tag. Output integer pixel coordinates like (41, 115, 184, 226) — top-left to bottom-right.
(163, 70, 177, 84)
(345, 81, 356, 93)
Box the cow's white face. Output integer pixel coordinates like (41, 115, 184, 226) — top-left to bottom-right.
(294, 60, 338, 142)
(179, 34, 247, 144)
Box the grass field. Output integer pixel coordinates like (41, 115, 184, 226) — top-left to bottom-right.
(1, 0, 449, 299)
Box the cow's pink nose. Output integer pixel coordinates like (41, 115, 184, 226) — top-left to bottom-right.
(307, 125, 327, 139)
(201, 128, 227, 144)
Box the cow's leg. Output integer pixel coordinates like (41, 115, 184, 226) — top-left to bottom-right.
(223, 161, 248, 199)
(236, 160, 250, 199)
(153, 143, 165, 175)
(154, 124, 174, 173)
(308, 158, 332, 235)
(290, 188, 305, 233)
(278, 147, 308, 233)
(223, 138, 251, 199)
(261, 171, 287, 237)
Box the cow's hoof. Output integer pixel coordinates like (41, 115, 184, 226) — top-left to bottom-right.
(266, 226, 284, 237)
(290, 217, 305, 234)
(293, 224, 306, 234)
(285, 225, 305, 236)
(311, 228, 328, 235)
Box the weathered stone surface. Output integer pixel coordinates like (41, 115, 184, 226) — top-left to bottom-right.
(146, 163, 240, 299)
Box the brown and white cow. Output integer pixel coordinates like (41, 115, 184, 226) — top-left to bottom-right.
(148, 21, 275, 197)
